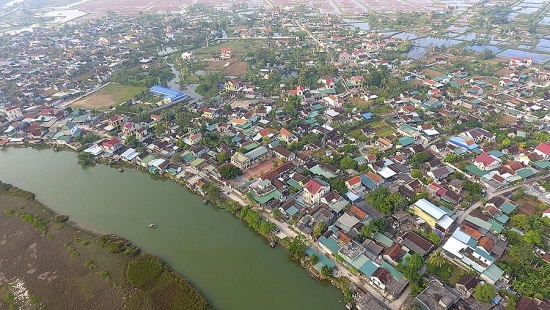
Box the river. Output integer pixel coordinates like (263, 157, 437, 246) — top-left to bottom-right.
(0, 147, 345, 310)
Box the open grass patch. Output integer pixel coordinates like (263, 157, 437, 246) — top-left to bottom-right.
(19, 212, 48, 233)
(4, 209, 15, 217)
(126, 254, 166, 288)
(71, 83, 146, 110)
(97, 235, 133, 253)
(125, 255, 212, 310)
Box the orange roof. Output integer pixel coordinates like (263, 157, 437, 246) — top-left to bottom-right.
(366, 171, 382, 184)
(338, 230, 352, 244)
(350, 205, 367, 219)
(461, 224, 482, 240)
(478, 237, 495, 252)
(346, 176, 362, 187)
(232, 118, 245, 125)
(280, 127, 291, 136)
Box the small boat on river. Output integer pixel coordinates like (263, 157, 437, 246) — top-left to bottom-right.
(203, 199, 209, 204)
(119, 167, 124, 172)
(148, 223, 157, 228)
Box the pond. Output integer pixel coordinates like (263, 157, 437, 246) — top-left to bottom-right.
(406, 46, 427, 59)
(497, 49, 550, 63)
(411, 36, 462, 48)
(454, 33, 477, 41)
(534, 39, 550, 53)
(392, 32, 418, 40)
(466, 44, 501, 53)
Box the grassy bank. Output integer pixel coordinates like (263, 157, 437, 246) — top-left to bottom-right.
(0, 181, 212, 310)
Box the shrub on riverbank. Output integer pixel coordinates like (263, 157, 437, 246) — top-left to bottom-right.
(97, 235, 132, 253)
(20, 212, 48, 233)
(0, 181, 35, 200)
(125, 254, 213, 310)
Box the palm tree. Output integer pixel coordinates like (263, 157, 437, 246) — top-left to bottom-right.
(428, 249, 446, 268)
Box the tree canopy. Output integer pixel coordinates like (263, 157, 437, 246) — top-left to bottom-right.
(218, 164, 243, 180)
(474, 283, 497, 303)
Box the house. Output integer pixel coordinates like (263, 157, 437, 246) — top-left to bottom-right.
(474, 152, 501, 171)
(535, 142, 550, 160)
(412, 199, 454, 233)
(383, 243, 405, 266)
(4, 106, 23, 121)
(231, 152, 251, 170)
(370, 267, 392, 291)
(543, 208, 550, 219)
(345, 175, 362, 191)
(224, 80, 240, 92)
(108, 114, 124, 130)
(416, 280, 460, 310)
(349, 76, 364, 87)
(103, 137, 122, 153)
(272, 145, 295, 161)
(221, 47, 232, 59)
(427, 166, 454, 181)
(455, 274, 478, 298)
(402, 232, 434, 256)
(303, 179, 330, 205)
(279, 127, 298, 143)
(338, 51, 352, 65)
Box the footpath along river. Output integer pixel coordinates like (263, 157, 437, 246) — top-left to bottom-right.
(0, 147, 345, 310)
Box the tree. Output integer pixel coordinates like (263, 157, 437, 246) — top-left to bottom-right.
(409, 152, 431, 166)
(217, 151, 227, 164)
(524, 230, 542, 245)
(259, 220, 275, 235)
(288, 235, 308, 259)
(410, 169, 423, 179)
(343, 288, 354, 304)
(321, 265, 333, 278)
(218, 164, 243, 180)
(444, 153, 462, 163)
(427, 250, 445, 268)
(428, 232, 441, 246)
(125, 135, 139, 148)
(398, 253, 424, 283)
(313, 221, 327, 238)
(474, 283, 497, 303)
(329, 177, 347, 195)
(340, 156, 357, 170)
(309, 254, 320, 266)
(511, 214, 530, 231)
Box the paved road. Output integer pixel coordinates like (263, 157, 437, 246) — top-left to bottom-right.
(457, 175, 547, 224)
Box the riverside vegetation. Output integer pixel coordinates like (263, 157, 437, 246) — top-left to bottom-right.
(0, 181, 212, 310)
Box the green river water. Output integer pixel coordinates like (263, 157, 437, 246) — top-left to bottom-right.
(0, 147, 345, 310)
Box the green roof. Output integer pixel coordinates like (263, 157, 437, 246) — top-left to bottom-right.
(141, 154, 156, 165)
(488, 219, 504, 233)
(465, 215, 492, 230)
(182, 152, 195, 163)
(286, 179, 303, 190)
(453, 148, 466, 155)
(305, 248, 335, 271)
(465, 164, 488, 177)
(309, 165, 336, 178)
(358, 259, 378, 277)
(398, 136, 415, 146)
(243, 142, 259, 151)
(472, 148, 483, 155)
(319, 236, 341, 254)
(474, 248, 494, 262)
(286, 206, 299, 216)
(373, 232, 393, 247)
(501, 202, 517, 214)
(381, 262, 403, 280)
(205, 123, 218, 132)
(495, 214, 509, 224)
(354, 156, 366, 164)
(532, 161, 550, 169)
(481, 263, 504, 283)
(487, 150, 503, 158)
(328, 200, 348, 213)
(517, 168, 535, 179)
(250, 189, 282, 204)
(190, 158, 205, 167)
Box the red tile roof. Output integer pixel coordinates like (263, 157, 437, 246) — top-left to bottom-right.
(350, 205, 367, 219)
(536, 142, 550, 155)
(304, 179, 327, 195)
(475, 152, 497, 166)
(384, 243, 402, 260)
(478, 237, 495, 252)
(372, 267, 392, 284)
(346, 176, 362, 187)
